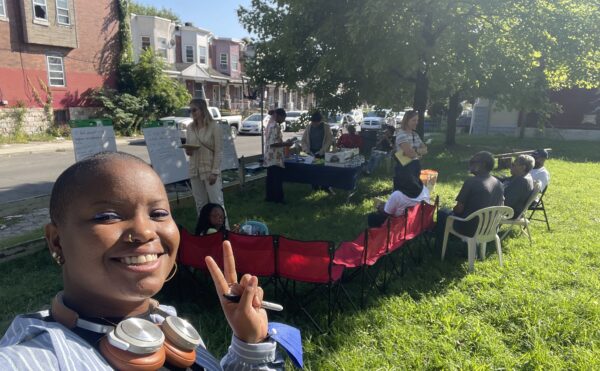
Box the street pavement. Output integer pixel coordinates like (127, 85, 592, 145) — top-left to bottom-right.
(0, 132, 300, 246)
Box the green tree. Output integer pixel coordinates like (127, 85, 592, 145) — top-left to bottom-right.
(93, 49, 191, 135)
(130, 1, 180, 22)
(239, 0, 600, 143)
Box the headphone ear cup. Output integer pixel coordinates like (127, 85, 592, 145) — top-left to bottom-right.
(163, 338, 196, 368)
(99, 336, 166, 371)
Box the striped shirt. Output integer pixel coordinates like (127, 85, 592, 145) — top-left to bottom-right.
(395, 129, 423, 154)
(0, 305, 281, 370)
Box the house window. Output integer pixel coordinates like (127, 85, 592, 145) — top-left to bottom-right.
(0, 0, 6, 18)
(219, 53, 228, 70)
(47, 56, 65, 86)
(56, 0, 69, 25)
(194, 82, 204, 98)
(198, 46, 207, 64)
(231, 55, 239, 71)
(185, 45, 194, 63)
(141, 36, 150, 51)
(156, 37, 167, 59)
(33, 0, 48, 21)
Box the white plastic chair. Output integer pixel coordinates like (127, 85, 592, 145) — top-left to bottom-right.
(499, 181, 542, 245)
(441, 206, 514, 272)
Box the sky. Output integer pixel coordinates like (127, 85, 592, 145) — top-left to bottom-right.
(135, 0, 253, 38)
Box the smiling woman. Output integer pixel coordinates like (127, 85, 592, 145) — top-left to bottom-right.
(0, 152, 286, 370)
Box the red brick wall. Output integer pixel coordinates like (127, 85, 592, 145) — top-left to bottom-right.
(0, 0, 120, 109)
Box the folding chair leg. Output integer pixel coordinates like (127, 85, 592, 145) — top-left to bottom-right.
(479, 242, 487, 261)
(524, 222, 532, 246)
(542, 206, 550, 231)
(467, 239, 476, 272)
(495, 235, 503, 267)
(441, 225, 451, 260)
(499, 226, 512, 241)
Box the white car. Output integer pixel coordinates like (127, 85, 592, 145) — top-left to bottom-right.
(284, 110, 307, 131)
(361, 109, 395, 131)
(239, 113, 270, 135)
(346, 109, 364, 124)
(160, 106, 242, 141)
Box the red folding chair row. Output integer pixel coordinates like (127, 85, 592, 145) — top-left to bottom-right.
(333, 199, 438, 305)
(177, 228, 350, 331)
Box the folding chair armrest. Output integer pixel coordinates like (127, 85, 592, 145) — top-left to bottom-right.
(447, 215, 468, 223)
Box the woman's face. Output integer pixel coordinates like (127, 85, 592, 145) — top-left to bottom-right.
(47, 159, 179, 314)
(406, 115, 418, 130)
(190, 103, 205, 122)
(209, 207, 225, 229)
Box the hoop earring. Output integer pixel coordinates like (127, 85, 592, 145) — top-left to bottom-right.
(164, 263, 178, 282)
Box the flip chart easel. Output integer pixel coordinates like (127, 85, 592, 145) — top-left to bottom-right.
(142, 120, 189, 185)
(70, 119, 117, 162)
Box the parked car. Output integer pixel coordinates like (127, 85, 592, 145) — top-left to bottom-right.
(160, 106, 242, 141)
(239, 113, 270, 135)
(346, 109, 364, 124)
(327, 113, 360, 137)
(457, 109, 473, 133)
(284, 110, 307, 132)
(361, 109, 395, 131)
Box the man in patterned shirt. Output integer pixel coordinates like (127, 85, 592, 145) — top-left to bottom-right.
(264, 108, 294, 203)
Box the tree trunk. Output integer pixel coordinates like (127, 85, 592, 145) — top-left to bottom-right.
(517, 110, 526, 139)
(445, 92, 460, 146)
(413, 70, 428, 138)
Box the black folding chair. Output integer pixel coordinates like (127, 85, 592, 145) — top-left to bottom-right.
(528, 186, 550, 231)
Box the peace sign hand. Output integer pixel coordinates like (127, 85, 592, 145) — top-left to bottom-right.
(205, 241, 269, 344)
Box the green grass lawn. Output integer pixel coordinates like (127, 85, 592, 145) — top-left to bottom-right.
(1, 134, 599, 369)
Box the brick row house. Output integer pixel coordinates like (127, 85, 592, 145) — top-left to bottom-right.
(0, 0, 120, 136)
(129, 14, 315, 114)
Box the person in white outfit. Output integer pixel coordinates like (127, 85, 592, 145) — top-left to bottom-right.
(367, 174, 430, 227)
(529, 149, 550, 192)
(184, 98, 227, 225)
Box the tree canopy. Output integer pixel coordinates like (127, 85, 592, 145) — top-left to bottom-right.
(93, 49, 190, 135)
(239, 0, 600, 141)
(130, 1, 180, 22)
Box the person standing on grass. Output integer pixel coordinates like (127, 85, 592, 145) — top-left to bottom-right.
(264, 108, 294, 204)
(435, 151, 504, 244)
(393, 110, 427, 191)
(301, 111, 333, 158)
(184, 98, 226, 225)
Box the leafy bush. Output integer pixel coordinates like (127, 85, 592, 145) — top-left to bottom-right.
(93, 49, 191, 135)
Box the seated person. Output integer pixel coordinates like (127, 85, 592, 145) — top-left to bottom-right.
(366, 125, 395, 174)
(503, 154, 535, 218)
(337, 124, 363, 150)
(195, 202, 228, 235)
(436, 151, 504, 241)
(301, 111, 333, 158)
(0, 152, 289, 370)
(529, 149, 550, 192)
(367, 174, 430, 228)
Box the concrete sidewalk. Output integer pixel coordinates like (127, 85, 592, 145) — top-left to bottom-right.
(0, 137, 140, 156)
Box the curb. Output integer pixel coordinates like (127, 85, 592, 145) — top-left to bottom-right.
(0, 137, 139, 156)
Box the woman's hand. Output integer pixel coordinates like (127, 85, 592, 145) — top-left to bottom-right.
(205, 241, 269, 344)
(208, 174, 218, 185)
(417, 145, 428, 156)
